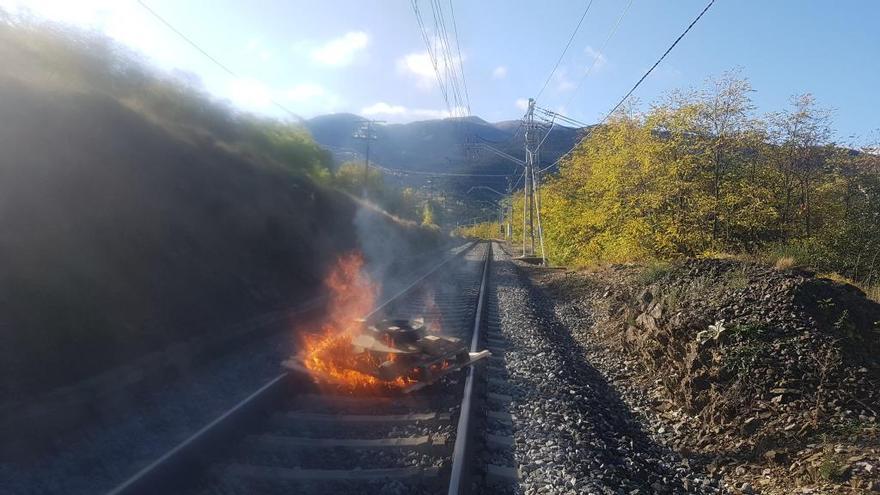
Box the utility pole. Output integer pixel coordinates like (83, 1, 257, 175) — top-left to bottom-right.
(505, 176, 512, 239)
(353, 120, 382, 198)
(523, 98, 537, 257)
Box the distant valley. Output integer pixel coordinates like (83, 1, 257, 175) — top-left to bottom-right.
(303, 113, 587, 201)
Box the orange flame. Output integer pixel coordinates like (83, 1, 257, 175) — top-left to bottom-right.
(299, 252, 411, 392)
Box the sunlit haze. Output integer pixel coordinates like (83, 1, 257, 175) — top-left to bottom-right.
(4, 0, 878, 142)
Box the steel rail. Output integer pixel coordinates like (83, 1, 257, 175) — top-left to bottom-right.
(447, 241, 492, 495)
(104, 241, 481, 495)
(364, 240, 477, 321)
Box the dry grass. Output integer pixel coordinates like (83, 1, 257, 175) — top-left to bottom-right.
(774, 256, 797, 270)
(819, 272, 880, 303)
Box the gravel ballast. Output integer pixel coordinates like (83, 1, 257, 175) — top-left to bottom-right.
(528, 258, 880, 494)
(0, 244, 469, 495)
(489, 244, 719, 494)
(0, 330, 292, 495)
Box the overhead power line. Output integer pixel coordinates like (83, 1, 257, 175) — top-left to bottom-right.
(446, 0, 471, 114)
(411, 0, 452, 115)
(538, 0, 717, 174)
(136, 0, 302, 121)
(604, 0, 716, 119)
(536, 106, 589, 128)
(565, 0, 635, 106)
(534, 0, 595, 101)
(373, 164, 510, 178)
(410, 0, 471, 118)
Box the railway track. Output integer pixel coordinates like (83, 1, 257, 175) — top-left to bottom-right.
(107, 241, 520, 495)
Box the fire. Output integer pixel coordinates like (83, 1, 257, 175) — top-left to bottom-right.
(298, 252, 411, 392)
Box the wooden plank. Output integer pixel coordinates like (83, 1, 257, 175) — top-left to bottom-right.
(224, 463, 441, 482)
(291, 394, 429, 409)
(274, 411, 449, 424)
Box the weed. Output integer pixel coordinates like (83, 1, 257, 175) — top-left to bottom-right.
(660, 285, 685, 310)
(833, 310, 851, 332)
(831, 418, 872, 436)
(817, 452, 847, 482)
(637, 261, 672, 285)
(722, 341, 764, 375)
(818, 297, 835, 312)
(730, 323, 768, 340)
(725, 267, 750, 290)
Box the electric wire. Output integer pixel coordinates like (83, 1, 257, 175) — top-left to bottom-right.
(605, 0, 716, 119)
(135, 0, 302, 121)
(537, 0, 717, 174)
(412, 0, 453, 115)
(534, 0, 596, 101)
(447, 0, 471, 114)
(373, 164, 511, 178)
(564, 0, 635, 108)
(431, 0, 463, 113)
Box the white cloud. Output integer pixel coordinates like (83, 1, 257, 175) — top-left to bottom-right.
(584, 45, 607, 70)
(284, 83, 341, 113)
(492, 66, 508, 79)
(362, 102, 408, 116)
(227, 80, 341, 115)
(245, 38, 272, 62)
(310, 31, 369, 67)
(286, 83, 327, 101)
(397, 40, 462, 90)
(397, 52, 439, 89)
(515, 98, 529, 111)
(361, 102, 466, 121)
(229, 78, 273, 110)
(555, 68, 575, 92)
(412, 106, 467, 119)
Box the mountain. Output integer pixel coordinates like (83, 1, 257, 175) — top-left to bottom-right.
(302, 113, 588, 202)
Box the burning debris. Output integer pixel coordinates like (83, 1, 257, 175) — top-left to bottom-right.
(285, 252, 489, 393)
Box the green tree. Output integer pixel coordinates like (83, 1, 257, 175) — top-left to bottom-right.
(333, 161, 385, 198)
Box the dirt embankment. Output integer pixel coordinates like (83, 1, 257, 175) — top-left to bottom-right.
(533, 258, 880, 494)
(0, 79, 442, 401)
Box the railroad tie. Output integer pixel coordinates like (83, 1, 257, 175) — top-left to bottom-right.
(487, 410, 514, 425)
(272, 411, 451, 426)
(486, 433, 515, 450)
(244, 434, 449, 452)
(221, 464, 442, 482)
(485, 464, 520, 484)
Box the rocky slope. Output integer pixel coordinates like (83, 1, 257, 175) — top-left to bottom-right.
(528, 258, 880, 494)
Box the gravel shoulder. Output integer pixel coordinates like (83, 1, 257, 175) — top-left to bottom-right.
(525, 257, 880, 495)
(490, 245, 719, 494)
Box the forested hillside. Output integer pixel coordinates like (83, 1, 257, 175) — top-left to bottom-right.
(511, 72, 879, 297)
(303, 113, 581, 199)
(0, 14, 440, 398)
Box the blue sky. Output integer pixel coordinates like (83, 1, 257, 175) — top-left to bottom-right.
(5, 0, 878, 143)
